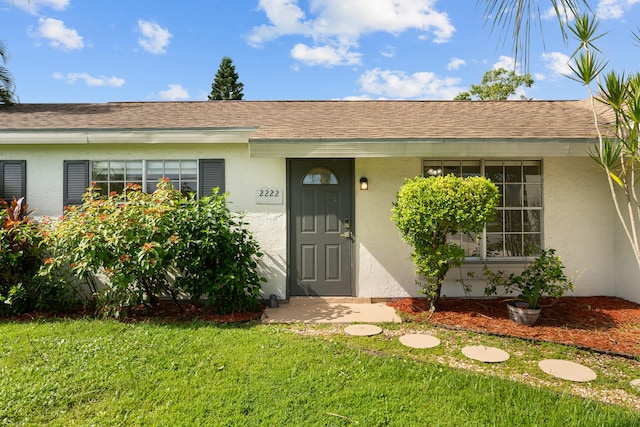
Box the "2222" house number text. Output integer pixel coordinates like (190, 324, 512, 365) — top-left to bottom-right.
(255, 186, 283, 205)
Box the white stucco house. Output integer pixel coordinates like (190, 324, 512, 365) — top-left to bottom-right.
(1, 100, 638, 303)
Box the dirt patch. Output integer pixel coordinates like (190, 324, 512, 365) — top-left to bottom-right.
(388, 296, 640, 357)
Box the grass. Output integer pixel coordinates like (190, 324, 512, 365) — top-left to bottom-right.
(319, 323, 640, 406)
(1, 319, 639, 426)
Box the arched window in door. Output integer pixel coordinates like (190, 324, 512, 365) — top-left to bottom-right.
(302, 167, 338, 185)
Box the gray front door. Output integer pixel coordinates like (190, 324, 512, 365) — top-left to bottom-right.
(289, 159, 353, 296)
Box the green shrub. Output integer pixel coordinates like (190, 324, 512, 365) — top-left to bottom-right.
(482, 248, 574, 308)
(392, 175, 499, 312)
(173, 192, 265, 314)
(0, 198, 72, 315)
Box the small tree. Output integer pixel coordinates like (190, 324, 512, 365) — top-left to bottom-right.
(568, 14, 640, 271)
(455, 68, 534, 100)
(392, 175, 500, 312)
(208, 56, 244, 101)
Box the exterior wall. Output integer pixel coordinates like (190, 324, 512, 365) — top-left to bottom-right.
(614, 195, 640, 302)
(615, 226, 640, 302)
(354, 158, 420, 297)
(353, 156, 620, 300)
(542, 157, 617, 297)
(1, 144, 633, 302)
(0, 143, 288, 300)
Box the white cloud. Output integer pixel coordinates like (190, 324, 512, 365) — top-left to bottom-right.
(542, 0, 638, 20)
(541, 7, 557, 20)
(158, 84, 189, 100)
(137, 20, 172, 54)
(8, 0, 69, 14)
(597, 0, 640, 19)
(291, 42, 362, 66)
(248, 0, 455, 67)
(35, 17, 84, 51)
(493, 55, 518, 71)
(53, 72, 125, 87)
(247, 0, 310, 45)
(342, 95, 374, 100)
(380, 45, 395, 58)
(541, 5, 577, 21)
(358, 68, 463, 99)
(447, 57, 466, 70)
(514, 86, 530, 100)
(541, 51, 571, 77)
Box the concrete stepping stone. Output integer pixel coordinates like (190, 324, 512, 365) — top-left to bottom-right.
(538, 359, 597, 382)
(461, 345, 510, 363)
(344, 324, 383, 336)
(399, 334, 441, 349)
(631, 379, 640, 388)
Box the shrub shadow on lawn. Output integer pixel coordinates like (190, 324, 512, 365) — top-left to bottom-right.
(0, 300, 266, 329)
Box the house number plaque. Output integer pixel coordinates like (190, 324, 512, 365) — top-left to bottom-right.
(255, 186, 283, 205)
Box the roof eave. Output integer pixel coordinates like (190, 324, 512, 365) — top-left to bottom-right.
(248, 137, 598, 158)
(0, 127, 258, 144)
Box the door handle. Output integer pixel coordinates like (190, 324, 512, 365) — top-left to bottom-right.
(339, 231, 352, 239)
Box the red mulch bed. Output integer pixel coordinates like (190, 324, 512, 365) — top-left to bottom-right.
(388, 296, 640, 357)
(123, 302, 265, 323)
(8, 302, 264, 324)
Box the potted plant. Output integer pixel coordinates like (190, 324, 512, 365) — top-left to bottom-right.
(481, 248, 574, 325)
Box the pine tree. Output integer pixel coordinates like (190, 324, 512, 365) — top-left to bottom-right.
(208, 56, 244, 101)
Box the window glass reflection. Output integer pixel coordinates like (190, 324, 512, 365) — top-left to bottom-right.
(303, 167, 338, 184)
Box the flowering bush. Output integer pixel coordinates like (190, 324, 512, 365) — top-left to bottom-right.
(41, 179, 265, 317)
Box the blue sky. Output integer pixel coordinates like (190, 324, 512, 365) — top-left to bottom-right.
(2, 0, 639, 103)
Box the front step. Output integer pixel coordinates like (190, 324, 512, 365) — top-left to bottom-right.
(287, 297, 385, 305)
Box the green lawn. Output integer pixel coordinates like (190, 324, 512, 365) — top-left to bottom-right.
(1, 320, 638, 426)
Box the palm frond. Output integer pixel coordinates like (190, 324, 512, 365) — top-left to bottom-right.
(0, 39, 16, 104)
(633, 28, 640, 47)
(479, 0, 589, 72)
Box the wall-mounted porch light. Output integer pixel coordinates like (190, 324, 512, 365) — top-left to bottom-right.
(359, 177, 369, 190)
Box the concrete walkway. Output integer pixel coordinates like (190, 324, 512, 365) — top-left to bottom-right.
(262, 297, 401, 324)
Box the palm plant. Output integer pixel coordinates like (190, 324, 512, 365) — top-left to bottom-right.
(480, 0, 589, 71)
(0, 40, 16, 105)
(567, 14, 640, 271)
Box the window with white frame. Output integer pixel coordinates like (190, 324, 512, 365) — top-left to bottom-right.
(423, 160, 543, 260)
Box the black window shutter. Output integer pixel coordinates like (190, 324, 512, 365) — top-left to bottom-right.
(199, 159, 225, 198)
(0, 160, 26, 202)
(63, 160, 89, 207)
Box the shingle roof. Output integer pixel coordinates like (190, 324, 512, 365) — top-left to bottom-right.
(0, 100, 602, 141)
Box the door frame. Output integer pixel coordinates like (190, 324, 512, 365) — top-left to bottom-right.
(286, 158, 355, 298)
